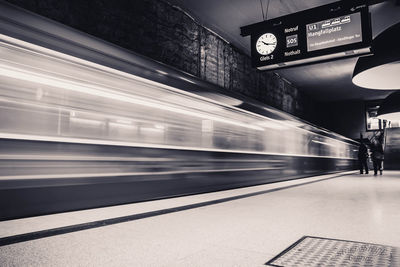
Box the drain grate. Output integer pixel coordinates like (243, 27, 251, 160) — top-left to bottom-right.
(266, 236, 400, 267)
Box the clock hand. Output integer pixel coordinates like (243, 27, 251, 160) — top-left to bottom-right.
(262, 41, 276, 45)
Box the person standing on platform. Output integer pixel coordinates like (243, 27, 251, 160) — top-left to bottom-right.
(371, 136, 384, 175)
(358, 139, 369, 174)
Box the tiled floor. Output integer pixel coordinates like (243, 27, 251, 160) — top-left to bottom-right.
(0, 171, 399, 266)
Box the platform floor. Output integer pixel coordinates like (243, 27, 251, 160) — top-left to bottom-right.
(1, 171, 400, 266)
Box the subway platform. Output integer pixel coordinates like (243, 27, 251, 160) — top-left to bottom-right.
(1, 171, 400, 266)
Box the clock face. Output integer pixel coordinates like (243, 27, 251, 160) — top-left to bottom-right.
(256, 33, 277, 55)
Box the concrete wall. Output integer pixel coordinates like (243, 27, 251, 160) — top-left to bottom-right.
(5, 0, 317, 120)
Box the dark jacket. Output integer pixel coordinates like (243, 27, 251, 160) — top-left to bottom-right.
(371, 142, 384, 160)
(358, 143, 368, 159)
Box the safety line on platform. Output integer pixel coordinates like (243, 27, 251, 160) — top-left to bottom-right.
(0, 172, 355, 247)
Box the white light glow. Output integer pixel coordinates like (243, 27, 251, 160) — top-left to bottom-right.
(141, 127, 164, 133)
(70, 117, 104, 126)
(116, 119, 132, 124)
(154, 124, 165, 129)
(179, 76, 197, 84)
(352, 61, 400, 89)
(377, 112, 400, 121)
(109, 122, 137, 129)
(0, 34, 358, 156)
(0, 167, 282, 180)
(0, 64, 264, 131)
(0, 132, 356, 159)
(0, 33, 332, 138)
(256, 120, 288, 130)
(312, 140, 336, 147)
(155, 70, 168, 75)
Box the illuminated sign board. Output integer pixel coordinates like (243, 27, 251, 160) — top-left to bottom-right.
(306, 13, 363, 52)
(240, 1, 372, 70)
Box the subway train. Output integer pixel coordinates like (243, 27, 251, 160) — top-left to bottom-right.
(0, 2, 358, 220)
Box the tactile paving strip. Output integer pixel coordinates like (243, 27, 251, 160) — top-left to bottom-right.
(266, 236, 400, 267)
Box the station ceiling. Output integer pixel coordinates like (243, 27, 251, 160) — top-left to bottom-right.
(168, 0, 400, 102)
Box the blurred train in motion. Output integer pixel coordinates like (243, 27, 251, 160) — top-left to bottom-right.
(0, 2, 358, 220)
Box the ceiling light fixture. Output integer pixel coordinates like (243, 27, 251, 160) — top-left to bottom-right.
(352, 22, 400, 89)
(377, 91, 400, 121)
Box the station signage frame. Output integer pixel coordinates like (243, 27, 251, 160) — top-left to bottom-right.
(240, 0, 372, 70)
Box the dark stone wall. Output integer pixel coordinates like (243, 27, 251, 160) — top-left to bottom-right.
(5, 0, 317, 120)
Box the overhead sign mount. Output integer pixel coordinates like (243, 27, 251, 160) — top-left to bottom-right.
(240, 0, 372, 71)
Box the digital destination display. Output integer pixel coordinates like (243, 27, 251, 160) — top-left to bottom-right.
(240, 1, 372, 70)
(306, 13, 362, 52)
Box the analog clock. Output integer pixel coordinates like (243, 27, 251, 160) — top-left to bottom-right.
(256, 33, 277, 55)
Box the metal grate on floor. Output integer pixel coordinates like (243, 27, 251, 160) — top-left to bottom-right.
(266, 236, 400, 267)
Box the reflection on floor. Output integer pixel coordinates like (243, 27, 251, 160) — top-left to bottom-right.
(0, 171, 400, 266)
